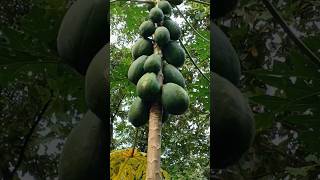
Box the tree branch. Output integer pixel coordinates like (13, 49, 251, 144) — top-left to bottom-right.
(110, 93, 126, 123)
(178, 39, 210, 82)
(10, 90, 53, 176)
(262, 0, 320, 67)
(175, 6, 209, 42)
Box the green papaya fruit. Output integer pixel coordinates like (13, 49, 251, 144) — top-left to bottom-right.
(137, 73, 161, 101)
(144, 54, 162, 73)
(85, 45, 108, 120)
(161, 83, 189, 115)
(129, 97, 150, 127)
(154, 26, 170, 47)
(139, 20, 156, 38)
(211, 72, 255, 169)
(149, 7, 164, 23)
(57, 0, 107, 75)
(128, 55, 148, 84)
(58, 110, 106, 180)
(158, 1, 172, 16)
(212, 0, 238, 19)
(166, 0, 183, 5)
(163, 18, 181, 40)
(211, 22, 241, 86)
(163, 62, 185, 88)
(132, 38, 154, 59)
(162, 41, 185, 67)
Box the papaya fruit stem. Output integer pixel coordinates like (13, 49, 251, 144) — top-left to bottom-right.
(262, 0, 320, 67)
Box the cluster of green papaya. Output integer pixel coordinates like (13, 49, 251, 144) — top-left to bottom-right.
(56, 0, 108, 179)
(211, 0, 255, 169)
(128, 0, 189, 127)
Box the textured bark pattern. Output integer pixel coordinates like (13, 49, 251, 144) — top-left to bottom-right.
(146, 102, 162, 180)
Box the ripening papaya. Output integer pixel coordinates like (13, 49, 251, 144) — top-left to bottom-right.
(144, 54, 162, 73)
(158, 1, 172, 16)
(162, 41, 185, 67)
(163, 18, 181, 40)
(132, 38, 154, 60)
(139, 20, 156, 38)
(58, 110, 106, 180)
(211, 72, 255, 169)
(163, 62, 185, 88)
(154, 26, 170, 47)
(137, 73, 161, 101)
(85, 45, 108, 120)
(149, 7, 164, 23)
(211, 22, 241, 86)
(57, 0, 108, 75)
(162, 83, 189, 115)
(128, 97, 150, 127)
(128, 55, 148, 84)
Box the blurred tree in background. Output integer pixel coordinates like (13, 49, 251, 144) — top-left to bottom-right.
(0, 0, 86, 179)
(213, 0, 320, 179)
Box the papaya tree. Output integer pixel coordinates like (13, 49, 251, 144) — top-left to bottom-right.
(110, 0, 209, 178)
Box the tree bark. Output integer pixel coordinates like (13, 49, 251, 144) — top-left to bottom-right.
(146, 101, 163, 180)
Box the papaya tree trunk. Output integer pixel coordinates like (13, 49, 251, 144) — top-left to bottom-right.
(146, 38, 163, 179)
(146, 101, 163, 179)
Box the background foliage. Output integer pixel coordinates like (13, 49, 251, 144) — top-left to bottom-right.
(0, 0, 87, 179)
(213, 0, 320, 179)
